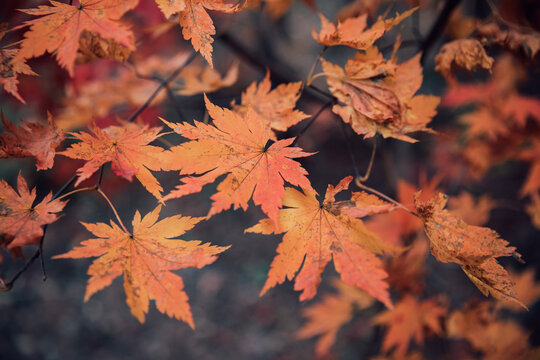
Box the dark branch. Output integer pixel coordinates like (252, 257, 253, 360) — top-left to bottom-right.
(291, 100, 335, 147)
(419, 0, 463, 64)
(126, 51, 197, 123)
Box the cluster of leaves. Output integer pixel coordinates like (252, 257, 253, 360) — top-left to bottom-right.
(0, 0, 539, 358)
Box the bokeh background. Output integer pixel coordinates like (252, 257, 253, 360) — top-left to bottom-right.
(1, 0, 539, 359)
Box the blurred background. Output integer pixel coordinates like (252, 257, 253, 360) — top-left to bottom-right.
(0, 0, 539, 359)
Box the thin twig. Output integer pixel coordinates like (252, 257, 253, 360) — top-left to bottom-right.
(126, 51, 197, 123)
(291, 100, 335, 147)
(355, 179, 419, 217)
(358, 138, 377, 183)
(97, 164, 105, 186)
(164, 84, 187, 123)
(38, 225, 47, 281)
(419, 0, 463, 64)
(56, 186, 95, 201)
(97, 188, 129, 233)
(340, 120, 361, 179)
(53, 175, 77, 200)
(304, 46, 327, 90)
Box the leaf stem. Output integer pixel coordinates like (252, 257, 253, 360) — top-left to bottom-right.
(304, 46, 327, 89)
(55, 186, 94, 201)
(419, 0, 463, 64)
(358, 138, 377, 183)
(354, 179, 419, 217)
(97, 188, 129, 233)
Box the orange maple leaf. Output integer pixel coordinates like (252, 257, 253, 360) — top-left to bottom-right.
(15, 0, 137, 76)
(166, 0, 247, 67)
(414, 192, 525, 308)
(0, 173, 67, 249)
(313, 8, 416, 50)
(246, 176, 398, 307)
(176, 61, 238, 96)
(435, 39, 494, 84)
(447, 191, 495, 226)
(386, 237, 428, 294)
(0, 112, 64, 170)
(447, 300, 531, 359)
(54, 205, 229, 327)
(321, 48, 440, 142)
(0, 47, 37, 103)
(162, 96, 314, 225)
(296, 279, 374, 357)
(373, 295, 447, 357)
(60, 123, 169, 201)
(232, 72, 309, 134)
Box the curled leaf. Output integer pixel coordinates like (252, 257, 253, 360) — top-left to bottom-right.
(414, 192, 525, 309)
(435, 39, 494, 84)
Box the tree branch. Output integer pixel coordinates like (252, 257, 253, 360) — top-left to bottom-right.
(419, 0, 463, 64)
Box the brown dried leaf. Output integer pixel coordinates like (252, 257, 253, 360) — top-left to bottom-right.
(435, 39, 494, 84)
(415, 192, 525, 308)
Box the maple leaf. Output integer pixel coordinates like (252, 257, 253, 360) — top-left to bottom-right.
(232, 72, 309, 134)
(176, 61, 238, 95)
(313, 8, 416, 50)
(173, 0, 248, 67)
(475, 20, 540, 59)
(414, 192, 526, 308)
(0, 22, 37, 103)
(460, 107, 510, 141)
(447, 300, 530, 359)
(246, 176, 398, 306)
(373, 295, 447, 357)
(435, 39, 494, 84)
(386, 237, 428, 294)
(321, 48, 440, 142)
(0, 112, 64, 170)
(447, 191, 494, 226)
(0, 173, 66, 249)
(0, 47, 37, 103)
(54, 205, 229, 327)
(60, 123, 169, 201)
(15, 0, 138, 76)
(155, 0, 186, 18)
(296, 279, 374, 357)
(162, 96, 314, 226)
